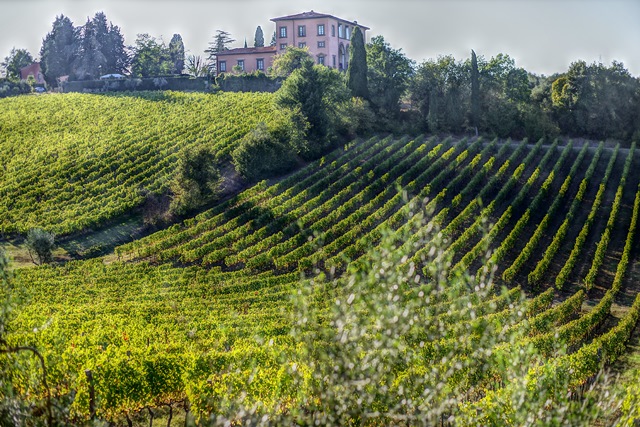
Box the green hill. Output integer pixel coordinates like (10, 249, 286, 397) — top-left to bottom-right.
(5, 131, 640, 424)
(0, 91, 288, 236)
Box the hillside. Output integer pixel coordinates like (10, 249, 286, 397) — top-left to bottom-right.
(5, 133, 640, 424)
(0, 91, 288, 236)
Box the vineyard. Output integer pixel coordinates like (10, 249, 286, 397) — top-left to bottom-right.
(0, 92, 289, 235)
(4, 125, 640, 424)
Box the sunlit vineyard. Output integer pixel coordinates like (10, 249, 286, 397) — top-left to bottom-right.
(0, 92, 288, 235)
(5, 131, 640, 424)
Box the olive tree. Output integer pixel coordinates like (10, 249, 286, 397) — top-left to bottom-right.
(25, 228, 55, 265)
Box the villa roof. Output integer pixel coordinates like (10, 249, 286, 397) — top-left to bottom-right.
(270, 10, 369, 30)
(215, 46, 277, 56)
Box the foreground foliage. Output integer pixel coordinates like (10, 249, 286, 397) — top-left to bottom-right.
(3, 136, 640, 425)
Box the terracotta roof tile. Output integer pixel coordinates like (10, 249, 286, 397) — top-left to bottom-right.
(270, 10, 369, 29)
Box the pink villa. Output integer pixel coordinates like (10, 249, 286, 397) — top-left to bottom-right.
(216, 11, 369, 75)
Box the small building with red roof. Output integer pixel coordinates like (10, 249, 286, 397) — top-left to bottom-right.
(20, 62, 45, 84)
(216, 46, 277, 75)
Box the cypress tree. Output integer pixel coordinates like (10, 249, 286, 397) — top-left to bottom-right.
(346, 26, 368, 99)
(254, 26, 265, 47)
(169, 34, 185, 74)
(428, 89, 439, 132)
(471, 49, 480, 135)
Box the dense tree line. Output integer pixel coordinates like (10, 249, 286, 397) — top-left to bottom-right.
(36, 12, 187, 85)
(39, 13, 129, 84)
(408, 53, 640, 142)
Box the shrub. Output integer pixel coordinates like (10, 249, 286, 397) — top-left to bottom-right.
(270, 46, 313, 78)
(25, 228, 55, 265)
(335, 97, 376, 138)
(275, 62, 349, 160)
(232, 123, 297, 182)
(138, 187, 171, 226)
(169, 147, 219, 216)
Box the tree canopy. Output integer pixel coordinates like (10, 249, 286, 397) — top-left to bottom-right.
(405, 51, 640, 141)
(130, 34, 172, 77)
(205, 30, 235, 75)
(39, 12, 128, 84)
(271, 46, 313, 78)
(366, 35, 414, 118)
(1, 48, 33, 80)
(185, 54, 208, 77)
(25, 228, 55, 265)
(39, 14, 78, 85)
(170, 147, 220, 215)
(550, 60, 640, 140)
(275, 60, 349, 158)
(73, 17, 107, 80)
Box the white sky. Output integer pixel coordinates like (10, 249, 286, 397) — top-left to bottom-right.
(1, 0, 639, 77)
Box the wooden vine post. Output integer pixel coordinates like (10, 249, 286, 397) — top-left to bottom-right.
(85, 369, 96, 420)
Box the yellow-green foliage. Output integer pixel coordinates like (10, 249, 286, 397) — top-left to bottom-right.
(5, 136, 640, 425)
(0, 91, 287, 235)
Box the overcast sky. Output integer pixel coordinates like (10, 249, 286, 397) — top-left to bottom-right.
(1, 0, 639, 77)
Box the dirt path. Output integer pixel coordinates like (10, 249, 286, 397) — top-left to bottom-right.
(1, 216, 146, 269)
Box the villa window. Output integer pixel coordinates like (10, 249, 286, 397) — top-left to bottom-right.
(318, 41, 325, 48)
(219, 61, 226, 72)
(237, 60, 244, 71)
(280, 43, 287, 50)
(298, 42, 306, 48)
(338, 24, 343, 38)
(332, 25, 335, 37)
(257, 58, 264, 71)
(345, 26, 350, 40)
(318, 24, 325, 36)
(279, 26, 287, 38)
(332, 55, 336, 68)
(318, 55, 325, 65)
(298, 25, 306, 37)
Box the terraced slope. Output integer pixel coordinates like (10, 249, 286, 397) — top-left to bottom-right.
(0, 92, 287, 235)
(6, 136, 640, 424)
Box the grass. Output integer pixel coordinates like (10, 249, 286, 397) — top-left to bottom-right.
(1, 215, 145, 269)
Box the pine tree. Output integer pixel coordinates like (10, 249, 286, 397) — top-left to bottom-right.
(204, 30, 235, 75)
(40, 15, 79, 86)
(93, 12, 129, 75)
(346, 26, 368, 99)
(65, 12, 127, 80)
(91, 12, 110, 74)
(73, 18, 107, 80)
(107, 23, 128, 74)
(254, 26, 265, 47)
(270, 31, 276, 47)
(470, 49, 480, 136)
